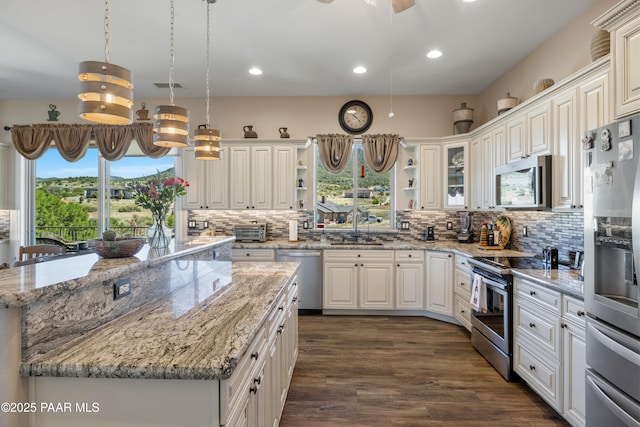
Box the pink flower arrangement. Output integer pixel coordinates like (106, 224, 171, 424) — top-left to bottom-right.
(135, 176, 189, 220)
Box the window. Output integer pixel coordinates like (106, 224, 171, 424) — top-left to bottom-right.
(315, 142, 394, 230)
(34, 148, 175, 246)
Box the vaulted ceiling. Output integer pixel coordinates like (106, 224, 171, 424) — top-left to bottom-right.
(0, 0, 597, 100)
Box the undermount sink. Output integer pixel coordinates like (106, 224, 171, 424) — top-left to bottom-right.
(330, 242, 384, 246)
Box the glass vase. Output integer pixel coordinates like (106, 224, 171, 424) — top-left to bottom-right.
(146, 215, 172, 249)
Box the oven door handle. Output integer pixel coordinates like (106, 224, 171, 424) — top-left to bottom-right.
(475, 274, 508, 292)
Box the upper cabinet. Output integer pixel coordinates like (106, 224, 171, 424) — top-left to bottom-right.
(397, 142, 419, 211)
(506, 102, 552, 163)
(443, 141, 468, 210)
(181, 146, 229, 210)
(182, 139, 308, 211)
(552, 88, 580, 210)
(419, 144, 441, 210)
(594, 1, 640, 118)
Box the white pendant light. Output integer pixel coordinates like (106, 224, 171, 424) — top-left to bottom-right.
(194, 0, 222, 160)
(78, 0, 133, 125)
(154, 0, 190, 148)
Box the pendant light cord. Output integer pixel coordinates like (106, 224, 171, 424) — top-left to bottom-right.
(205, 0, 211, 128)
(104, 0, 110, 63)
(169, 0, 176, 105)
(388, 3, 394, 117)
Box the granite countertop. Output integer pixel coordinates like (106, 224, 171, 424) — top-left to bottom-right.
(512, 268, 584, 299)
(233, 239, 533, 258)
(21, 261, 298, 381)
(0, 236, 234, 308)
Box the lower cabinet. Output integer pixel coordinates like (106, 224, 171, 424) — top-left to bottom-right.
(425, 251, 454, 316)
(514, 277, 585, 427)
(232, 249, 276, 262)
(395, 250, 425, 310)
(453, 254, 472, 331)
(323, 250, 394, 310)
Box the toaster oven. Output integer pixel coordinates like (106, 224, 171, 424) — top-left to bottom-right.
(234, 223, 267, 242)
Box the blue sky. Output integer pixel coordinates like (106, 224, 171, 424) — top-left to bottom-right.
(36, 148, 175, 179)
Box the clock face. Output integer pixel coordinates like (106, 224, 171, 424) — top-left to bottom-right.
(338, 100, 373, 135)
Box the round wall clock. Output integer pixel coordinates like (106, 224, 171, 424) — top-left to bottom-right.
(338, 100, 373, 135)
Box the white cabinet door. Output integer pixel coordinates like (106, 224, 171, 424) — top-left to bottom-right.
(443, 142, 468, 210)
(507, 114, 526, 162)
(251, 146, 273, 210)
(481, 133, 496, 209)
(527, 102, 552, 158)
(553, 89, 579, 210)
(563, 321, 586, 427)
(273, 146, 295, 210)
(419, 145, 441, 210)
(493, 125, 507, 168)
(470, 136, 483, 211)
(359, 263, 394, 309)
(395, 263, 425, 310)
(205, 146, 229, 209)
(230, 146, 252, 209)
(611, 11, 640, 118)
(182, 147, 206, 210)
(425, 251, 453, 316)
(323, 262, 358, 309)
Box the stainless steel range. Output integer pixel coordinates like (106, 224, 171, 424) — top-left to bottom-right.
(467, 256, 518, 381)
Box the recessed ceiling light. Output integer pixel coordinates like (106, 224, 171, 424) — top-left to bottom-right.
(248, 67, 263, 75)
(426, 49, 443, 59)
(353, 66, 367, 74)
(463, 0, 477, 2)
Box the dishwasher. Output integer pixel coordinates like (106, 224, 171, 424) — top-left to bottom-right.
(276, 249, 322, 314)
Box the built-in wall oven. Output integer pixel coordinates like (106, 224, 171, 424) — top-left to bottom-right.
(467, 257, 516, 381)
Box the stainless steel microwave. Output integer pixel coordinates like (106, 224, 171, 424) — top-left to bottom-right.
(495, 155, 551, 209)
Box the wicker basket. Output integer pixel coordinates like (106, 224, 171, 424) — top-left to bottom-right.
(533, 78, 554, 94)
(591, 30, 610, 62)
(89, 238, 146, 258)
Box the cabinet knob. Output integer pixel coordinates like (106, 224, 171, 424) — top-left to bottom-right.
(530, 291, 536, 296)
(292, 296, 298, 302)
(529, 365, 536, 371)
(246, 253, 250, 257)
(461, 310, 465, 314)
(571, 204, 576, 209)
(529, 323, 535, 328)
(278, 305, 284, 311)
(577, 310, 585, 317)
(408, 254, 412, 258)
(250, 386, 258, 394)
(361, 263, 364, 267)
(397, 264, 400, 267)
(355, 263, 358, 267)
(251, 352, 259, 360)
(357, 254, 361, 257)
(460, 282, 465, 286)
(448, 254, 452, 258)
(253, 376, 262, 385)
(561, 323, 568, 329)
(278, 324, 285, 334)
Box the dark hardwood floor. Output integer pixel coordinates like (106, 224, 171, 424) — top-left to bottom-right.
(280, 315, 569, 427)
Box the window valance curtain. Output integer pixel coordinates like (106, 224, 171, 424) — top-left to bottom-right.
(316, 133, 354, 174)
(10, 122, 166, 161)
(362, 133, 400, 173)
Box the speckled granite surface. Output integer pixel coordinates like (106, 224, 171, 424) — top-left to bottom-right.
(233, 239, 534, 258)
(512, 268, 584, 299)
(0, 237, 234, 308)
(21, 261, 298, 380)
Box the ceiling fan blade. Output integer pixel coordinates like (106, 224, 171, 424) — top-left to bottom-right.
(392, 0, 415, 13)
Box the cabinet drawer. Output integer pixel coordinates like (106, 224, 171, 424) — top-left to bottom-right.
(514, 338, 561, 411)
(232, 249, 275, 261)
(395, 250, 424, 262)
(268, 292, 288, 332)
(515, 298, 561, 360)
(454, 267, 472, 297)
(455, 255, 471, 271)
(454, 294, 472, 331)
(562, 295, 586, 328)
(220, 325, 267, 423)
(515, 278, 561, 313)
(324, 249, 394, 262)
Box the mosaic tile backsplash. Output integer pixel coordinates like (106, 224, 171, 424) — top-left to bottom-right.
(189, 209, 584, 265)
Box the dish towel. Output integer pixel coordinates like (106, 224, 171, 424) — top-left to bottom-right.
(470, 273, 487, 313)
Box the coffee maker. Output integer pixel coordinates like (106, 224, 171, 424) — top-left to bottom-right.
(542, 246, 558, 269)
(458, 212, 474, 243)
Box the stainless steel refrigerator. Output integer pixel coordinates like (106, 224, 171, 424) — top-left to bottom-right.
(584, 114, 640, 426)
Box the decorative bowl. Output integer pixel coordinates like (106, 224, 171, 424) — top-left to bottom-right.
(89, 238, 146, 258)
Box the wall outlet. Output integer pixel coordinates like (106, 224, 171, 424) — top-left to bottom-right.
(400, 221, 410, 230)
(446, 221, 453, 230)
(523, 226, 528, 237)
(303, 221, 309, 229)
(114, 278, 131, 300)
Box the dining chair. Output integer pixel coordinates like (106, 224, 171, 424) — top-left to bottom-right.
(18, 244, 65, 261)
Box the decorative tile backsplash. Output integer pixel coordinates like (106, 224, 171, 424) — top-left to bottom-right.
(189, 209, 584, 263)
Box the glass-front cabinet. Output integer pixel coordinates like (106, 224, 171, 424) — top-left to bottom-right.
(443, 141, 468, 210)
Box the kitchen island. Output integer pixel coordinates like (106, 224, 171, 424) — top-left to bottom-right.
(0, 237, 300, 427)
